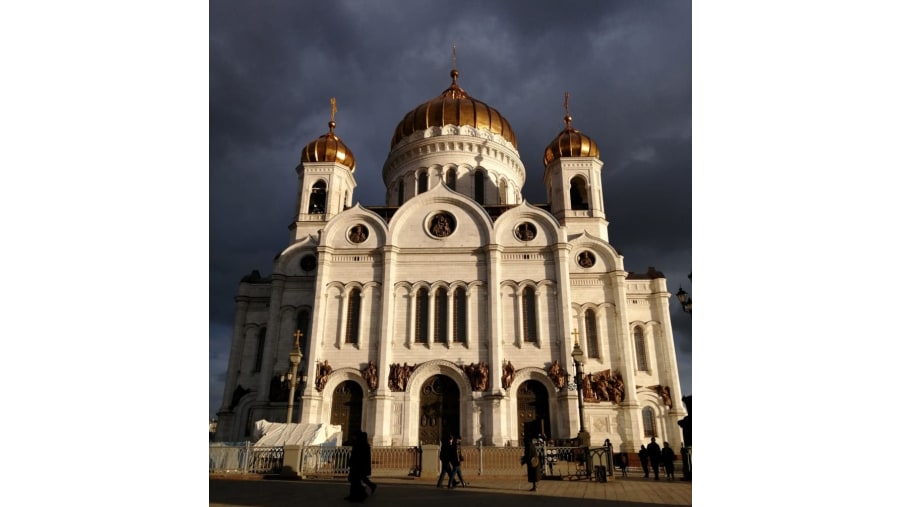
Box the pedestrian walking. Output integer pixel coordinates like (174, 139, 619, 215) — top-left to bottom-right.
(616, 452, 629, 477)
(522, 434, 542, 491)
(661, 441, 676, 480)
(638, 445, 650, 478)
(451, 435, 468, 487)
(345, 431, 373, 503)
(647, 437, 662, 480)
(436, 436, 456, 489)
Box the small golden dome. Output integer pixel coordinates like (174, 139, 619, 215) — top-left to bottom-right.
(391, 68, 517, 149)
(543, 113, 599, 167)
(301, 119, 356, 171)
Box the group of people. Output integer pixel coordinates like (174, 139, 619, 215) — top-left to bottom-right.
(638, 437, 678, 481)
(436, 435, 468, 489)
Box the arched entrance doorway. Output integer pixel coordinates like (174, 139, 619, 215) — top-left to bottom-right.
(517, 380, 551, 443)
(419, 375, 460, 445)
(330, 381, 363, 445)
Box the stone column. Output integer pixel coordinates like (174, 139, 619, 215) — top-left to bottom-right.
(551, 238, 579, 439)
(372, 246, 399, 446)
(300, 244, 333, 422)
(611, 270, 642, 451)
(220, 296, 250, 413)
(256, 275, 286, 400)
(649, 278, 686, 439)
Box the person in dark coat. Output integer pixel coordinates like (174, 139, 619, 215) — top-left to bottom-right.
(523, 435, 542, 491)
(647, 437, 662, 480)
(436, 436, 456, 488)
(346, 431, 373, 502)
(661, 441, 676, 480)
(638, 445, 650, 478)
(451, 434, 468, 487)
(616, 452, 629, 477)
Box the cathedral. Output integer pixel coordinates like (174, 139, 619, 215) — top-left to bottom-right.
(214, 65, 686, 451)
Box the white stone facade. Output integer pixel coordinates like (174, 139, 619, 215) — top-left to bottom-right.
(215, 78, 686, 452)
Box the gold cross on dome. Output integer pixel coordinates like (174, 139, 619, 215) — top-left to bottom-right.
(330, 97, 337, 123)
(293, 330, 303, 349)
(452, 44, 457, 70)
(564, 92, 570, 117)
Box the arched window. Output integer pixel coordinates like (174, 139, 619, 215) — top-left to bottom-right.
(446, 168, 457, 191)
(474, 170, 485, 204)
(417, 171, 428, 194)
(253, 327, 266, 372)
(642, 407, 656, 437)
(522, 287, 537, 343)
(345, 289, 361, 344)
(398, 180, 405, 205)
(453, 287, 467, 343)
(309, 181, 327, 214)
(499, 178, 508, 205)
(634, 326, 648, 371)
(415, 288, 428, 343)
(585, 310, 599, 358)
(569, 176, 589, 210)
(434, 288, 448, 343)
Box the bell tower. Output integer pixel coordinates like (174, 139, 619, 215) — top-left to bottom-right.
(291, 98, 357, 242)
(542, 93, 608, 240)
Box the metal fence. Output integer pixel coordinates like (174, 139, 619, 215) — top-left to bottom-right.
(209, 443, 284, 474)
(210, 442, 638, 480)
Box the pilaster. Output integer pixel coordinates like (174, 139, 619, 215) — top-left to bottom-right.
(256, 275, 286, 400)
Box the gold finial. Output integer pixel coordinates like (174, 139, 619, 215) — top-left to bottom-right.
(328, 97, 338, 133)
(572, 329, 580, 344)
(293, 330, 303, 349)
(450, 45, 459, 86)
(564, 92, 573, 129)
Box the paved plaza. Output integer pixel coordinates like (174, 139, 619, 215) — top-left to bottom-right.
(210, 474, 692, 506)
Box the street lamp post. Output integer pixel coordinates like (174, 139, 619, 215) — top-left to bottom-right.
(283, 330, 304, 424)
(570, 331, 590, 448)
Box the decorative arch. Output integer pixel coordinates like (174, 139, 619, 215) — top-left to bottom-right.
(405, 359, 470, 399)
(569, 175, 589, 210)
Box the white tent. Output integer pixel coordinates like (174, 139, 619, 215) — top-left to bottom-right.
(251, 420, 343, 447)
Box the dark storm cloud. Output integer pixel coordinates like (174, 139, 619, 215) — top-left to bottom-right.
(210, 0, 692, 418)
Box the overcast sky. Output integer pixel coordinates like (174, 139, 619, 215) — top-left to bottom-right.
(209, 0, 692, 420)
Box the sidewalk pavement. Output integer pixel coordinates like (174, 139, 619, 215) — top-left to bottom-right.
(210, 474, 691, 506)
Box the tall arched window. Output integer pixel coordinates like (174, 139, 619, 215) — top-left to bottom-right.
(345, 288, 361, 344)
(253, 327, 266, 372)
(417, 171, 428, 194)
(499, 178, 508, 205)
(415, 288, 428, 343)
(585, 310, 599, 358)
(522, 287, 537, 343)
(634, 326, 648, 371)
(397, 180, 405, 205)
(453, 287, 466, 343)
(446, 168, 457, 191)
(474, 170, 485, 204)
(434, 288, 448, 343)
(309, 181, 327, 214)
(642, 407, 656, 437)
(569, 176, 588, 210)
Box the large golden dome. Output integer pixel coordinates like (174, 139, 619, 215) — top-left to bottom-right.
(301, 119, 356, 171)
(543, 112, 599, 167)
(390, 69, 517, 149)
